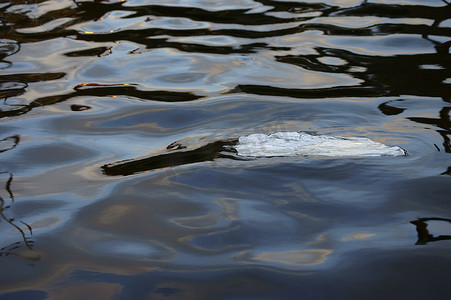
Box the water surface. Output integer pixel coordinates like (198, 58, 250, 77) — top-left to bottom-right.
(1, 0, 451, 299)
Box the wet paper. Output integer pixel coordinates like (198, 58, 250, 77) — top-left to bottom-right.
(234, 131, 406, 157)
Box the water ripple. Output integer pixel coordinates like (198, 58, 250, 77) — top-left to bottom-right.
(1, 0, 451, 298)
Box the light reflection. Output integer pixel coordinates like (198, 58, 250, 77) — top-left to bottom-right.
(419, 64, 446, 70)
(317, 56, 347, 66)
(342, 233, 375, 241)
(254, 249, 332, 266)
(70, 227, 175, 260)
(98, 204, 134, 225)
(170, 213, 218, 229)
(216, 198, 239, 221)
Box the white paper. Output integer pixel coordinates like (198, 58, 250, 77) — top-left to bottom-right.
(234, 132, 406, 157)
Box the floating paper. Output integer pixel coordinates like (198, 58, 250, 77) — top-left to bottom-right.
(234, 132, 406, 157)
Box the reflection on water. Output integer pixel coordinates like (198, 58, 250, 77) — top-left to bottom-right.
(1, 0, 451, 298)
(0, 136, 34, 256)
(0, 171, 35, 259)
(0, 135, 20, 154)
(102, 139, 239, 176)
(411, 217, 451, 245)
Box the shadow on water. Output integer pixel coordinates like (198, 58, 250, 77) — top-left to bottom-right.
(102, 139, 241, 176)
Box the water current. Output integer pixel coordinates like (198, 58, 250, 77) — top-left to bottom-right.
(1, 0, 451, 299)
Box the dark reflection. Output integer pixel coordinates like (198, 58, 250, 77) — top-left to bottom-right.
(382, 102, 451, 173)
(228, 84, 384, 99)
(274, 48, 450, 98)
(102, 139, 241, 176)
(0, 73, 65, 84)
(0, 40, 20, 70)
(264, 1, 450, 171)
(0, 172, 34, 257)
(0, 135, 20, 153)
(378, 101, 406, 116)
(294, 3, 451, 52)
(70, 104, 92, 111)
(77, 2, 295, 26)
(80, 33, 277, 55)
(0, 134, 35, 258)
(0, 0, 449, 119)
(249, 1, 450, 99)
(331, 1, 451, 24)
(367, 1, 451, 167)
(64, 46, 112, 57)
(1, 0, 298, 43)
(0, 72, 65, 108)
(411, 217, 451, 245)
(384, 1, 451, 165)
(442, 167, 451, 175)
(408, 107, 451, 153)
(2, 0, 446, 55)
(0, 86, 203, 119)
(1, 1, 448, 45)
(421, 0, 451, 55)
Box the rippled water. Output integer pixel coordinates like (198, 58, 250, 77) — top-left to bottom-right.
(1, 0, 451, 299)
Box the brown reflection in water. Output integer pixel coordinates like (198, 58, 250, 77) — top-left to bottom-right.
(411, 217, 451, 245)
(102, 139, 241, 176)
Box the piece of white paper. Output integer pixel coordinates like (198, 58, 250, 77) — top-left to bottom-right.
(234, 132, 406, 157)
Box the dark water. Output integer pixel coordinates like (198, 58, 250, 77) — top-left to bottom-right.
(1, 0, 451, 299)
